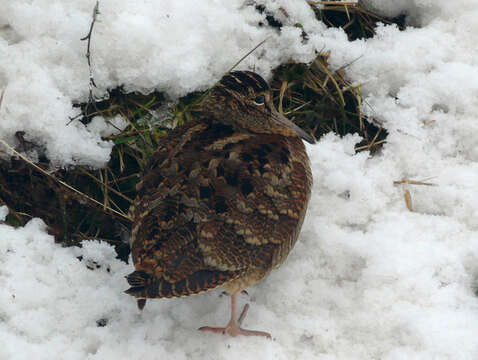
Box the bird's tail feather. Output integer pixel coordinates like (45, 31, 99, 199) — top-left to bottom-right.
(125, 269, 241, 300)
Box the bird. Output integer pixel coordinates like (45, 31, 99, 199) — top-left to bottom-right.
(125, 70, 314, 338)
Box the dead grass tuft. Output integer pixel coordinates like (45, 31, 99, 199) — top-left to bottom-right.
(308, 1, 406, 40)
(270, 53, 386, 152)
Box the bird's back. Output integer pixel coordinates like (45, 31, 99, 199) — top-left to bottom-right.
(126, 118, 312, 301)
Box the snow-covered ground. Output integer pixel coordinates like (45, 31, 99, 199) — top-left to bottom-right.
(1, 0, 478, 358)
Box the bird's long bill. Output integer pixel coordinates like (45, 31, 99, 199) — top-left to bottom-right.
(271, 110, 316, 144)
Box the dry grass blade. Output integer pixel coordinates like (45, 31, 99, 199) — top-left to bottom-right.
(354, 139, 385, 151)
(308, 1, 358, 6)
(354, 127, 384, 151)
(304, 66, 339, 105)
(0, 193, 32, 223)
(284, 100, 312, 115)
(403, 188, 413, 212)
(394, 179, 437, 186)
(394, 178, 438, 212)
(0, 88, 4, 109)
(99, 169, 108, 210)
(344, 4, 351, 20)
(227, 38, 269, 73)
(0, 139, 132, 221)
(314, 58, 345, 106)
(278, 80, 288, 114)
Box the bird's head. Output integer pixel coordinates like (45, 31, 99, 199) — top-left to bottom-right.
(200, 71, 315, 144)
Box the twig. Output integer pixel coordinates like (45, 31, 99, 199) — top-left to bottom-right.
(81, 1, 100, 75)
(68, 1, 100, 125)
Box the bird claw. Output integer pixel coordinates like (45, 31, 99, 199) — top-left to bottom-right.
(198, 323, 271, 339)
(198, 303, 271, 339)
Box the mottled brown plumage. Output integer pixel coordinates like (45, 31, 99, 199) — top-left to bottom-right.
(126, 71, 314, 338)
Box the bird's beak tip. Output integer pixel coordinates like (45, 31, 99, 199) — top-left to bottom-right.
(304, 135, 316, 144)
(272, 110, 316, 144)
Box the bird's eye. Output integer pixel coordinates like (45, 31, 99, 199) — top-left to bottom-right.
(253, 94, 265, 105)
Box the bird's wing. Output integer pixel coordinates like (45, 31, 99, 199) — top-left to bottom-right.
(127, 120, 311, 299)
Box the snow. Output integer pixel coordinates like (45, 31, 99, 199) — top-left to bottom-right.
(1, 0, 478, 359)
(86, 115, 129, 138)
(0, 0, 324, 167)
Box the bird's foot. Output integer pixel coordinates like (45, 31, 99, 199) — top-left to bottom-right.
(199, 324, 271, 338)
(198, 304, 271, 339)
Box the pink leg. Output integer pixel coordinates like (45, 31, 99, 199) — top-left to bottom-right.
(198, 293, 271, 339)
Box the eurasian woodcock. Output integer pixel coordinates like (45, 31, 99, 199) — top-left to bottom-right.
(126, 71, 314, 338)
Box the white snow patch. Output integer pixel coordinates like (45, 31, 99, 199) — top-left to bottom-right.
(1, 0, 478, 359)
(0, 0, 328, 167)
(86, 115, 129, 138)
(0, 205, 8, 221)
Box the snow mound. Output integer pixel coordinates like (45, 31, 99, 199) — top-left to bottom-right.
(1, 0, 478, 359)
